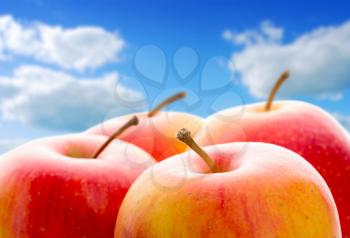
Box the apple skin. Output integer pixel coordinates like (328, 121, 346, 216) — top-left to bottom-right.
(115, 142, 341, 237)
(196, 100, 350, 236)
(0, 134, 155, 238)
(86, 111, 203, 161)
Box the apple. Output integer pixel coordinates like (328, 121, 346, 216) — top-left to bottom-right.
(115, 128, 341, 237)
(197, 71, 350, 235)
(0, 117, 155, 238)
(86, 92, 204, 161)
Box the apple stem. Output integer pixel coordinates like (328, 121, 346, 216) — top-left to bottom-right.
(93, 116, 139, 158)
(265, 70, 290, 111)
(147, 91, 187, 117)
(176, 128, 217, 173)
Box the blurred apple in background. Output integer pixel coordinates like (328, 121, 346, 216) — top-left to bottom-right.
(115, 128, 341, 237)
(86, 92, 204, 161)
(197, 71, 350, 235)
(0, 126, 155, 237)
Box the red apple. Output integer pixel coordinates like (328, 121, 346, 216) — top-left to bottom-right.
(86, 92, 204, 161)
(0, 133, 155, 237)
(115, 129, 341, 237)
(197, 72, 350, 235)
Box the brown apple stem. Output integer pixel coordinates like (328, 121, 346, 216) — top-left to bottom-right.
(147, 91, 187, 117)
(176, 128, 217, 173)
(265, 70, 290, 111)
(93, 116, 139, 158)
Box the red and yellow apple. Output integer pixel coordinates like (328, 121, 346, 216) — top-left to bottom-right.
(86, 92, 204, 161)
(115, 130, 341, 237)
(0, 133, 155, 238)
(197, 72, 350, 235)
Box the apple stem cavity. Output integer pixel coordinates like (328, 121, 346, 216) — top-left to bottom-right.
(147, 91, 187, 117)
(176, 128, 217, 173)
(93, 116, 139, 158)
(265, 70, 290, 111)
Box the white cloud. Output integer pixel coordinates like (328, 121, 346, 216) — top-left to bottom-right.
(223, 21, 283, 46)
(333, 113, 350, 131)
(0, 65, 145, 131)
(0, 15, 125, 71)
(224, 20, 350, 99)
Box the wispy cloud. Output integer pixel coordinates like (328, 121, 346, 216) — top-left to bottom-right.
(0, 65, 145, 132)
(0, 15, 125, 71)
(224, 20, 350, 99)
(223, 20, 283, 46)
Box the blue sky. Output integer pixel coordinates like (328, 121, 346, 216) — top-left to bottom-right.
(0, 0, 350, 153)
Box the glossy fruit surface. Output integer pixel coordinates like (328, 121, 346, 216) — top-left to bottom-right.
(115, 142, 341, 237)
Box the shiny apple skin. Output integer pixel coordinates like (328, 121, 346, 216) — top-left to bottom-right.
(115, 142, 341, 238)
(0, 134, 155, 238)
(86, 111, 204, 161)
(197, 100, 350, 235)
